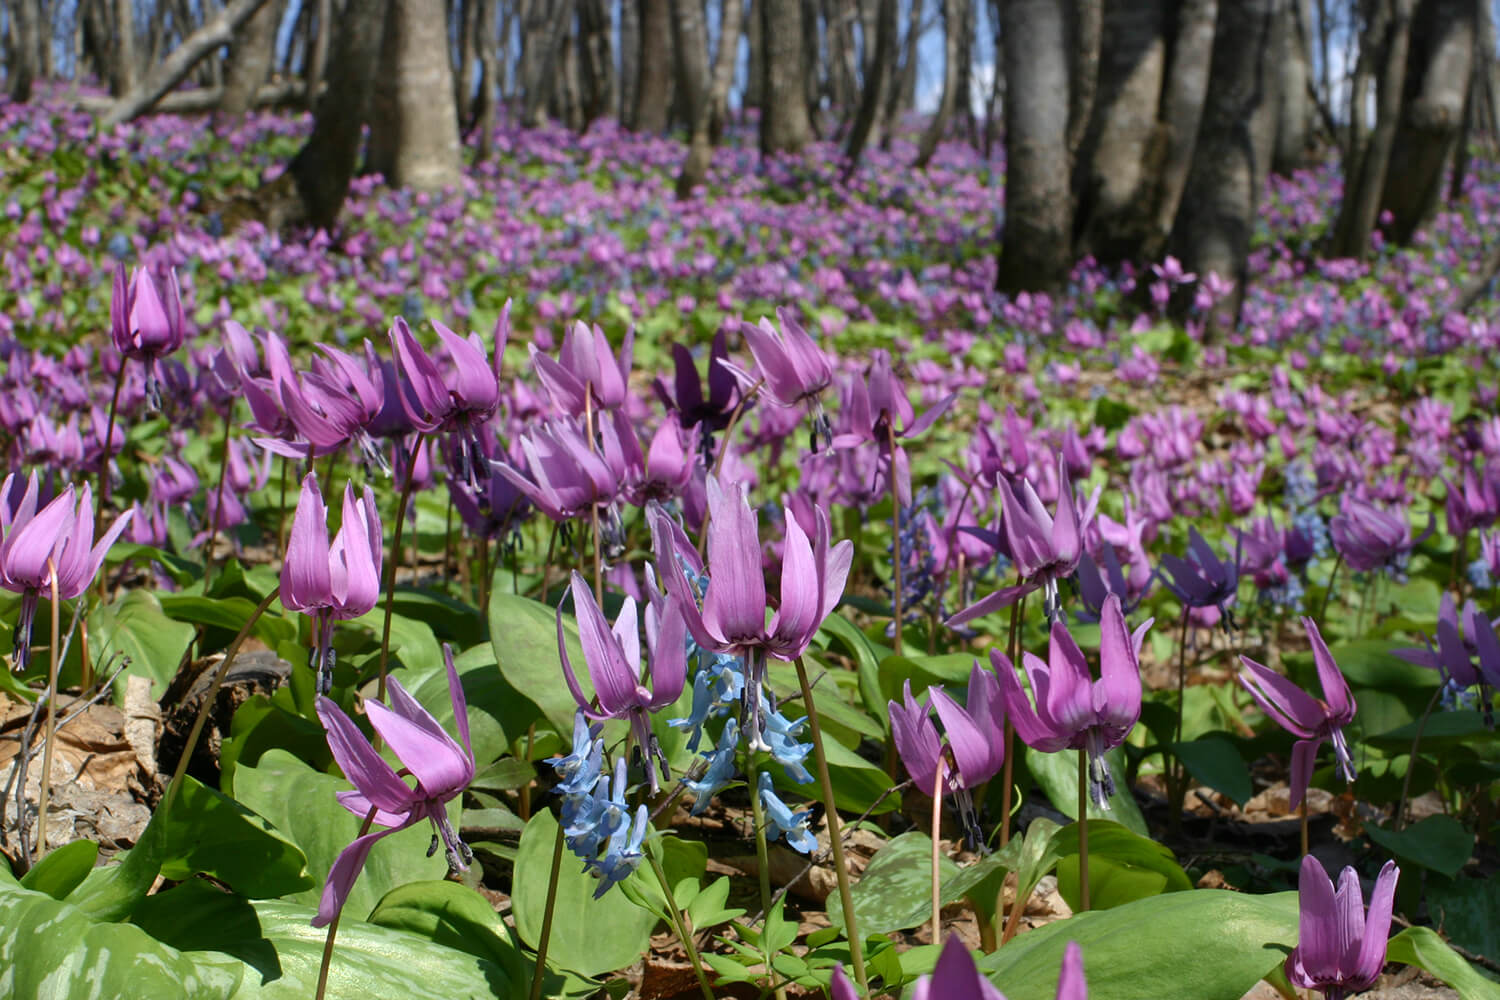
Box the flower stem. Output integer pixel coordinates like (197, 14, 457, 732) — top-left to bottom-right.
(795, 656, 868, 994)
(1000, 590, 1025, 849)
(1394, 684, 1444, 832)
(97, 362, 127, 513)
(887, 426, 906, 657)
(1077, 751, 1090, 913)
(527, 817, 567, 1000)
(931, 762, 944, 946)
(378, 433, 426, 703)
(645, 841, 715, 1000)
(201, 410, 234, 592)
(314, 804, 379, 1000)
(1317, 553, 1344, 623)
(1168, 605, 1191, 839)
(745, 754, 786, 1000)
(164, 587, 281, 816)
(33, 567, 61, 863)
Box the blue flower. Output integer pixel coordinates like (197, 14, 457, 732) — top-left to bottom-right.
(758, 772, 818, 855)
(547, 709, 603, 795)
(585, 804, 649, 898)
(761, 695, 814, 784)
(682, 718, 740, 814)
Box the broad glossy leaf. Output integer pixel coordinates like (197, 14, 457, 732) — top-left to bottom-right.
(1169, 736, 1252, 806)
(19, 838, 97, 899)
(1386, 927, 1500, 1000)
(1053, 820, 1193, 911)
(487, 592, 591, 735)
(826, 831, 959, 935)
(157, 775, 314, 898)
(367, 880, 525, 989)
(1364, 815, 1475, 879)
(978, 889, 1300, 1000)
(1025, 746, 1148, 836)
(89, 589, 196, 703)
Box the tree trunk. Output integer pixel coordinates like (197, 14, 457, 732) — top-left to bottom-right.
(7, 0, 42, 101)
(880, 0, 922, 146)
(914, 0, 961, 167)
(1271, 0, 1315, 172)
(364, 0, 465, 187)
(1147, 0, 1216, 260)
(475, 0, 501, 155)
(1329, 0, 1415, 258)
(996, 0, 1075, 293)
(219, 0, 283, 115)
(676, 0, 745, 194)
(1378, 0, 1477, 243)
(577, 0, 614, 126)
(113, 0, 138, 94)
(826, 0, 858, 116)
(618, 0, 639, 123)
(1068, 0, 1102, 158)
(745, 0, 764, 110)
(305, 0, 332, 108)
(760, 0, 815, 153)
(842, 0, 895, 175)
(633, 0, 672, 131)
(669, 0, 710, 130)
(519, 0, 575, 125)
(1071, 0, 1169, 264)
(454, 0, 480, 126)
(1168, 0, 1286, 332)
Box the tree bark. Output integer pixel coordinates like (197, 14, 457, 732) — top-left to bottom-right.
(1271, 0, 1315, 172)
(760, 0, 815, 153)
(304, 0, 332, 108)
(842, 0, 895, 175)
(577, 0, 614, 126)
(1168, 0, 1286, 331)
(99, 0, 276, 129)
(519, 0, 575, 125)
(618, 0, 639, 124)
(1148, 0, 1216, 260)
(366, 0, 466, 188)
(676, 0, 745, 194)
(996, 0, 1075, 293)
(7, 0, 42, 101)
(219, 0, 284, 115)
(880, 0, 922, 147)
(1068, 0, 1102, 159)
(113, 0, 138, 94)
(1329, 0, 1415, 258)
(1378, 0, 1477, 243)
(669, 0, 710, 130)
(633, 0, 672, 131)
(914, 0, 961, 167)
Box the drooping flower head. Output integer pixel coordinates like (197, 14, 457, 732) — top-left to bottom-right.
(1159, 526, 1241, 629)
(992, 595, 1151, 809)
(111, 263, 186, 410)
(389, 313, 505, 491)
(1285, 856, 1399, 999)
(1237, 617, 1357, 809)
(313, 643, 475, 928)
(280, 474, 384, 694)
(1329, 497, 1431, 577)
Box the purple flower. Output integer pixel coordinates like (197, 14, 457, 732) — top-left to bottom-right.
(530, 319, 634, 416)
(909, 935, 1006, 1000)
(1394, 593, 1500, 703)
(1329, 497, 1431, 575)
(948, 454, 1100, 626)
(650, 478, 852, 751)
(312, 644, 474, 928)
(498, 417, 629, 554)
(991, 595, 1151, 809)
(1159, 526, 1241, 627)
(653, 328, 741, 436)
(1, 473, 131, 673)
(1285, 856, 1399, 998)
(557, 571, 688, 793)
(280, 475, 383, 694)
(728, 310, 835, 449)
(389, 315, 504, 489)
(888, 660, 1005, 842)
(110, 263, 185, 410)
(1237, 617, 1357, 809)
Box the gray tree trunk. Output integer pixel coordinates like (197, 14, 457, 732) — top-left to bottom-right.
(1272, 0, 1315, 172)
(842, 0, 895, 174)
(914, 0, 961, 167)
(366, 0, 465, 189)
(1378, 0, 1477, 243)
(519, 0, 575, 125)
(113, 0, 138, 94)
(633, 0, 673, 131)
(219, 0, 283, 115)
(996, 0, 1075, 293)
(618, 0, 639, 123)
(676, 0, 745, 194)
(1330, 0, 1415, 258)
(577, 0, 614, 125)
(7, 0, 42, 101)
(305, 0, 332, 108)
(670, 0, 710, 131)
(760, 0, 815, 152)
(1148, 0, 1216, 259)
(880, 0, 922, 146)
(745, 0, 764, 110)
(1168, 0, 1286, 332)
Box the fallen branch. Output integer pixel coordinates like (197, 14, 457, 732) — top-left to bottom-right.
(97, 0, 276, 131)
(79, 80, 310, 116)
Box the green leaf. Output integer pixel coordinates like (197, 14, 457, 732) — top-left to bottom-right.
(877, 652, 974, 704)
(1052, 820, 1194, 911)
(157, 776, 314, 898)
(978, 890, 1300, 1000)
(941, 818, 1065, 927)
(817, 613, 890, 724)
(131, 878, 516, 999)
(158, 594, 295, 647)
(1025, 746, 1149, 836)
(367, 880, 526, 990)
(0, 872, 242, 998)
(487, 592, 590, 736)
(1170, 736, 1252, 806)
(232, 749, 448, 919)
(19, 838, 97, 899)
(1364, 815, 1476, 879)
(1368, 711, 1496, 749)
(1386, 927, 1500, 1000)
(511, 809, 657, 978)
(89, 589, 197, 703)
(826, 831, 958, 935)
(1429, 876, 1500, 969)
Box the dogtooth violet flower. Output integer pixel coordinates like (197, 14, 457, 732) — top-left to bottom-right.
(111, 263, 185, 410)
(1328, 497, 1431, 576)
(312, 643, 474, 928)
(724, 309, 835, 451)
(832, 350, 956, 506)
(876, 936, 1087, 1000)
(948, 453, 1100, 626)
(1394, 593, 1500, 719)
(1285, 856, 1400, 999)
(280, 474, 383, 694)
(530, 319, 634, 416)
(1, 473, 131, 673)
(649, 478, 853, 752)
(889, 661, 1005, 844)
(992, 595, 1151, 809)
(1237, 617, 1357, 809)
(557, 570, 688, 793)
(1159, 525, 1241, 628)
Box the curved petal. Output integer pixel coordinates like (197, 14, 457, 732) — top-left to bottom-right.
(1352, 861, 1399, 988)
(702, 478, 766, 644)
(1093, 596, 1143, 737)
(1302, 617, 1354, 724)
(1237, 657, 1323, 739)
(280, 475, 331, 612)
(571, 572, 644, 716)
(317, 697, 415, 815)
(1042, 619, 1094, 738)
(365, 698, 472, 798)
(312, 821, 415, 927)
(994, 649, 1070, 753)
(1293, 854, 1339, 979)
(1055, 941, 1087, 1000)
(931, 685, 1002, 787)
(888, 682, 940, 793)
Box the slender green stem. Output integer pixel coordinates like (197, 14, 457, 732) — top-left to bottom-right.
(745, 754, 786, 1000)
(699, 378, 764, 559)
(164, 587, 281, 816)
(378, 433, 426, 703)
(795, 656, 868, 994)
(1077, 752, 1090, 913)
(1168, 605, 1191, 838)
(645, 841, 715, 1000)
(1317, 554, 1344, 623)
(1394, 685, 1444, 832)
(931, 760, 944, 945)
(527, 819, 567, 1000)
(315, 804, 378, 1000)
(97, 362, 127, 513)
(33, 567, 61, 863)
(999, 589, 1026, 849)
(201, 411, 234, 592)
(887, 425, 904, 658)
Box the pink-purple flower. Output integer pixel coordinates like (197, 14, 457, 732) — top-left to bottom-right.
(1285, 856, 1399, 999)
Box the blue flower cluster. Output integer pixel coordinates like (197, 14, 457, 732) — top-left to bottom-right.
(547, 712, 648, 898)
